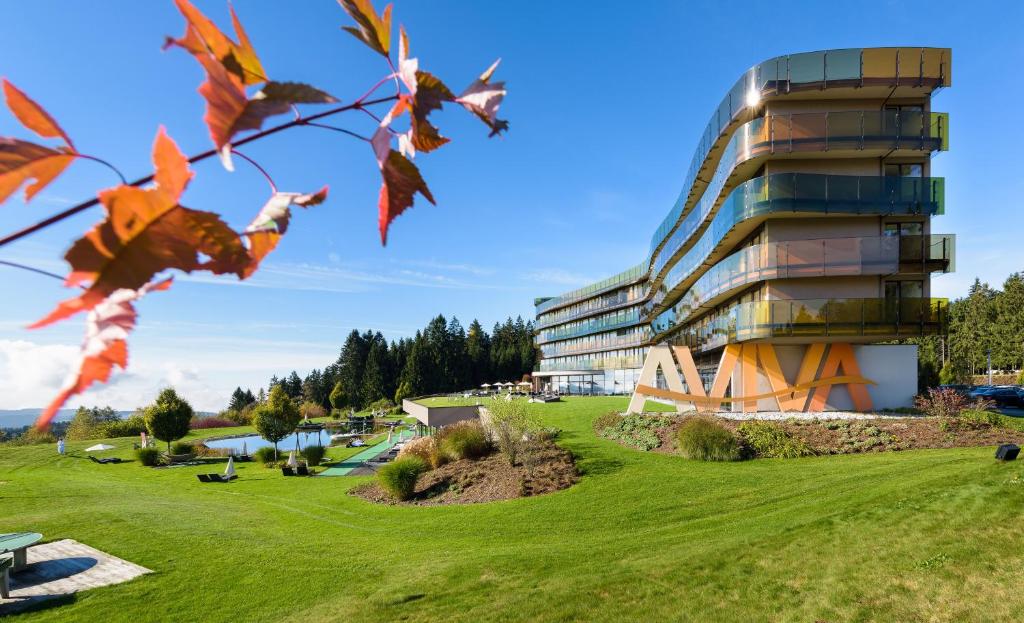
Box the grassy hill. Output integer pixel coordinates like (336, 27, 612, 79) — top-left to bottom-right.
(3, 397, 1024, 621)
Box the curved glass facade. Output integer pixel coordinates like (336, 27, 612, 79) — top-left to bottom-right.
(645, 173, 946, 316)
(647, 47, 951, 260)
(648, 111, 948, 284)
(665, 297, 948, 353)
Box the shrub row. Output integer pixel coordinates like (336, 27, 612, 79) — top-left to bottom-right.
(736, 421, 813, 458)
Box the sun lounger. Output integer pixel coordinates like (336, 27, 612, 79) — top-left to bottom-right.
(281, 466, 295, 476)
(88, 456, 123, 464)
(197, 474, 212, 482)
(296, 464, 310, 476)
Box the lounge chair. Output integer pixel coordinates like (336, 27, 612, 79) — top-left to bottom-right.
(296, 464, 310, 476)
(0, 553, 11, 599)
(281, 466, 295, 476)
(88, 456, 123, 464)
(197, 474, 212, 482)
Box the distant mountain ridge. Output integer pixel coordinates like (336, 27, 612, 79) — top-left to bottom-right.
(1, 408, 219, 429)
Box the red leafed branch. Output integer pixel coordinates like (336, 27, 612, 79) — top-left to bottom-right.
(0, 0, 508, 428)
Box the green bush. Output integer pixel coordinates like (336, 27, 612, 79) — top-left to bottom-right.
(676, 418, 741, 461)
(598, 414, 668, 451)
(958, 409, 1003, 429)
(736, 421, 813, 459)
(300, 445, 327, 466)
(103, 413, 148, 438)
(170, 441, 194, 455)
(437, 420, 490, 461)
(254, 447, 278, 464)
(368, 398, 395, 414)
(377, 456, 428, 501)
(136, 447, 161, 466)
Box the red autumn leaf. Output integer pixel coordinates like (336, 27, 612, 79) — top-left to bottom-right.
(0, 79, 77, 204)
(2, 79, 75, 148)
(242, 186, 329, 277)
(456, 59, 509, 137)
(373, 139, 434, 245)
(165, 0, 266, 85)
(35, 278, 172, 430)
(339, 0, 392, 57)
(196, 54, 337, 169)
(29, 127, 250, 328)
(0, 139, 75, 204)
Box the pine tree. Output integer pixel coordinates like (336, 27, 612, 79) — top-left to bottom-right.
(362, 338, 390, 404)
(337, 330, 370, 409)
(285, 371, 303, 400)
(466, 319, 491, 387)
(228, 387, 248, 412)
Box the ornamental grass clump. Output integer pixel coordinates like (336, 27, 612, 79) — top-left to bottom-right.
(377, 456, 429, 501)
(437, 420, 490, 461)
(398, 436, 442, 468)
(676, 417, 741, 461)
(736, 421, 813, 458)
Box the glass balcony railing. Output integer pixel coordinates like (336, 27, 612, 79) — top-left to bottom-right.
(534, 264, 646, 315)
(540, 330, 649, 358)
(648, 47, 951, 260)
(649, 112, 948, 282)
(659, 297, 948, 353)
(643, 173, 946, 317)
(650, 234, 954, 333)
(536, 306, 644, 345)
(536, 282, 646, 330)
(535, 354, 646, 373)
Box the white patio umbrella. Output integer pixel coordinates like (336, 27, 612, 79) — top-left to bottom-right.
(84, 443, 115, 452)
(224, 456, 236, 478)
(387, 428, 393, 443)
(480, 383, 491, 388)
(241, 441, 248, 457)
(287, 451, 298, 468)
(518, 381, 531, 387)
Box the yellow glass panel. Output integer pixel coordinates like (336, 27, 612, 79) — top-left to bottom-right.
(862, 48, 897, 80)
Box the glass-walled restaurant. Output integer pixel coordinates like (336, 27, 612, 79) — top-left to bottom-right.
(535, 368, 646, 396)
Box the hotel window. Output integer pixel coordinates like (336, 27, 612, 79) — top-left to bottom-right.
(884, 222, 923, 236)
(884, 163, 923, 177)
(885, 280, 923, 299)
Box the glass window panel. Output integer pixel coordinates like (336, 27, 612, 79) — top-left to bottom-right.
(825, 49, 861, 81)
(789, 52, 825, 84)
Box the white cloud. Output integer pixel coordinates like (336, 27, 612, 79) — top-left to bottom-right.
(518, 268, 598, 287)
(0, 338, 326, 413)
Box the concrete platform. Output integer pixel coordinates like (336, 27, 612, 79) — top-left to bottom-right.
(0, 539, 151, 614)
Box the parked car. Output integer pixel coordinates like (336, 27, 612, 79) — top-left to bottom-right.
(968, 386, 995, 399)
(985, 388, 1024, 408)
(938, 384, 972, 396)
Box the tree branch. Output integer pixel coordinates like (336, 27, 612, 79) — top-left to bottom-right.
(0, 94, 398, 249)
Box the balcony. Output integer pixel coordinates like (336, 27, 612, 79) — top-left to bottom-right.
(648, 111, 948, 284)
(644, 173, 946, 317)
(535, 307, 643, 345)
(648, 47, 951, 260)
(650, 234, 954, 335)
(663, 297, 948, 353)
(534, 354, 645, 373)
(534, 263, 646, 316)
(540, 330, 649, 358)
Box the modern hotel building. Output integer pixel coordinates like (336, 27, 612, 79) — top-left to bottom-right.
(533, 47, 953, 408)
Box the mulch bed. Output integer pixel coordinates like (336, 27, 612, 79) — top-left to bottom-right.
(350, 441, 578, 506)
(649, 415, 1024, 456)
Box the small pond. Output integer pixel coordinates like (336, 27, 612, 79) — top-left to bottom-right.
(204, 431, 328, 454)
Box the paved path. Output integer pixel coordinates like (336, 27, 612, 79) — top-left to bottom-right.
(318, 440, 397, 477)
(0, 539, 151, 615)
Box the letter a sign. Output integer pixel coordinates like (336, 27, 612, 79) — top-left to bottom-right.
(627, 343, 875, 414)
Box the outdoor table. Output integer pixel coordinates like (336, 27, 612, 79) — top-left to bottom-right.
(0, 532, 42, 572)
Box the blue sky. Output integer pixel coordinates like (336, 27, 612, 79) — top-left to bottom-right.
(1, 0, 1021, 411)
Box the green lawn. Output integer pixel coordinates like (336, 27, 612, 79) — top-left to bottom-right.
(3, 397, 1024, 621)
